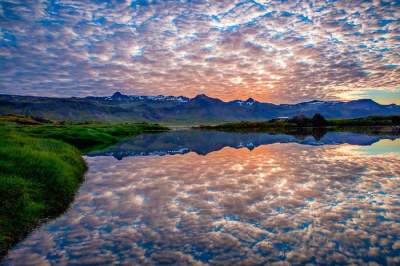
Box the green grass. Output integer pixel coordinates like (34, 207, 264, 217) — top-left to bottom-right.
(17, 122, 168, 152)
(0, 129, 86, 257)
(0, 116, 168, 258)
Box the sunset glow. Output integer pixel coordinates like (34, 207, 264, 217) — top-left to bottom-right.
(0, 1, 399, 103)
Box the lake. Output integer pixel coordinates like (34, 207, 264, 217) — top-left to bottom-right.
(3, 130, 400, 265)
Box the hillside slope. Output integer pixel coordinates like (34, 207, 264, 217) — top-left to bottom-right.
(1, 93, 399, 123)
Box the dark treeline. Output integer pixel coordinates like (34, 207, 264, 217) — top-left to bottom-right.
(285, 113, 328, 127)
(285, 114, 400, 127)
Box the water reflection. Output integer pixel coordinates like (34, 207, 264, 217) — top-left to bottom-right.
(88, 130, 399, 159)
(3, 132, 400, 265)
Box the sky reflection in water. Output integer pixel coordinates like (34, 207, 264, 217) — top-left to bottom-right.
(3, 133, 400, 265)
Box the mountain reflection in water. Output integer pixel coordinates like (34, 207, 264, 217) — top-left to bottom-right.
(3, 131, 400, 265)
(88, 130, 399, 159)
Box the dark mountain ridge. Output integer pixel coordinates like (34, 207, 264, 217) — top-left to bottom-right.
(1, 92, 399, 123)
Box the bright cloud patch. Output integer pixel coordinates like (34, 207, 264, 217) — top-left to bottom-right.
(0, 0, 399, 103)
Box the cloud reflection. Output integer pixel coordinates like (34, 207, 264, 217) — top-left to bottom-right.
(3, 143, 400, 265)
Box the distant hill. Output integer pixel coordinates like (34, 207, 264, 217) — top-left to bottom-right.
(1, 92, 399, 124)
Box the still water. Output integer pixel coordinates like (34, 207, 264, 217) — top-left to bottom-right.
(3, 130, 400, 265)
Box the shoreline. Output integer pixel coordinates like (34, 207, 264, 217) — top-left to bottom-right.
(197, 124, 400, 132)
(195, 117, 400, 135)
(0, 118, 168, 259)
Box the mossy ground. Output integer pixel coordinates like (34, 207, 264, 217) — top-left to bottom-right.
(0, 116, 167, 257)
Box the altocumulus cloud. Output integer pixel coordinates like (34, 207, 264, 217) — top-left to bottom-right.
(0, 0, 399, 103)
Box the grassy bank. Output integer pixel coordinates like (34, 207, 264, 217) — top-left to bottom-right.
(0, 115, 168, 258)
(197, 116, 400, 135)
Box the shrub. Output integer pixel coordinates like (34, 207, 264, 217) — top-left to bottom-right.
(311, 113, 327, 127)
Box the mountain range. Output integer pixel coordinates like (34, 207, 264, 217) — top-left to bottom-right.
(1, 92, 399, 124)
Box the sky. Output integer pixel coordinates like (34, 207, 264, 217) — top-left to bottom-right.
(0, 0, 399, 104)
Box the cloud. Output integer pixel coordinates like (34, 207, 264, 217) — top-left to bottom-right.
(0, 0, 399, 103)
